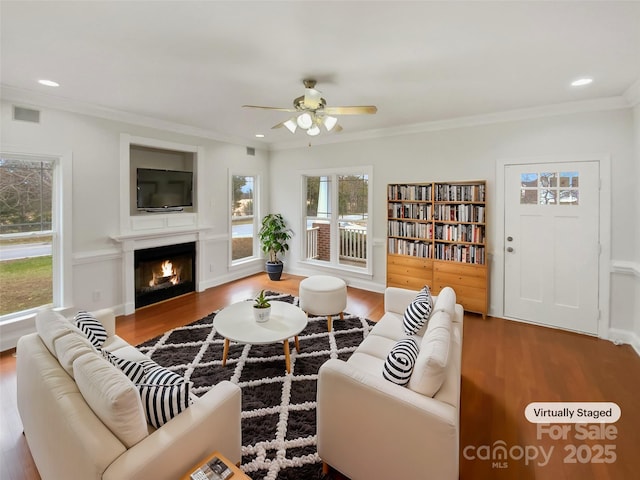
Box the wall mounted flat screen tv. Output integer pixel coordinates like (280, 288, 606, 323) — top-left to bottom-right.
(136, 168, 193, 209)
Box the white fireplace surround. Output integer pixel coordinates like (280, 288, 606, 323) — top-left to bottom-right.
(112, 228, 209, 314)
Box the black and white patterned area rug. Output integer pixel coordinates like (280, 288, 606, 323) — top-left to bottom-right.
(136, 291, 374, 480)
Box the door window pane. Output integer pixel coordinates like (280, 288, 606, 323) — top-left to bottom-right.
(231, 175, 255, 261)
(519, 171, 579, 206)
(0, 158, 53, 315)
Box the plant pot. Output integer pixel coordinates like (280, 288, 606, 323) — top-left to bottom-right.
(253, 305, 271, 323)
(265, 261, 283, 281)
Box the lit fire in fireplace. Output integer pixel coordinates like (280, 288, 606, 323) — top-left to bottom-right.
(149, 260, 181, 287)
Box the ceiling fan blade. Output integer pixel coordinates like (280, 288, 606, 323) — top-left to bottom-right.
(334, 124, 344, 133)
(242, 105, 297, 113)
(271, 121, 285, 129)
(323, 105, 378, 115)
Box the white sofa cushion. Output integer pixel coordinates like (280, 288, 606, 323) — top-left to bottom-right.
(74, 351, 148, 448)
(403, 285, 433, 335)
(55, 331, 96, 378)
(433, 286, 457, 318)
(382, 337, 420, 385)
(35, 309, 81, 357)
(408, 311, 452, 397)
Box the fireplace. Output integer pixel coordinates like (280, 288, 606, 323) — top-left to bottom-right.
(134, 242, 196, 308)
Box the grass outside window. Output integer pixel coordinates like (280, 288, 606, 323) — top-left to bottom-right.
(0, 256, 53, 315)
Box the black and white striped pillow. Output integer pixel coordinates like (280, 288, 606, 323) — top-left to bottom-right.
(142, 361, 185, 385)
(402, 286, 433, 335)
(102, 351, 146, 383)
(74, 311, 108, 349)
(382, 337, 420, 385)
(137, 382, 191, 428)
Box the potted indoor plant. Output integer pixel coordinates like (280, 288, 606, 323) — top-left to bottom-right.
(253, 289, 271, 322)
(258, 213, 293, 281)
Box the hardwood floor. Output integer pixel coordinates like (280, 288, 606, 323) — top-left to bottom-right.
(2, 273, 639, 479)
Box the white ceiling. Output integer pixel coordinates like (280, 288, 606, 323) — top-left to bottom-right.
(2, 1, 640, 148)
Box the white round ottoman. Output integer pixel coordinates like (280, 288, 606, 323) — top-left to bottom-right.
(299, 275, 347, 332)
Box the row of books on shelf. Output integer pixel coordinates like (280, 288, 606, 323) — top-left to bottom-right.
(388, 238, 432, 257)
(434, 224, 484, 243)
(435, 184, 485, 202)
(434, 204, 485, 223)
(388, 184, 432, 201)
(388, 202, 432, 220)
(388, 220, 433, 239)
(434, 244, 485, 264)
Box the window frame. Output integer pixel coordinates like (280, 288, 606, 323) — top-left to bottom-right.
(229, 172, 260, 266)
(300, 166, 373, 276)
(0, 150, 73, 323)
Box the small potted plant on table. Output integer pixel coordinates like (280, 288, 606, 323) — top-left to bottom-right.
(253, 289, 271, 323)
(258, 213, 293, 281)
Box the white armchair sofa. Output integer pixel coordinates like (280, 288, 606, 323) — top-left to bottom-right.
(317, 286, 463, 480)
(16, 308, 242, 480)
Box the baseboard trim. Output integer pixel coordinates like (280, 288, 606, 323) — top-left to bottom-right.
(608, 328, 640, 357)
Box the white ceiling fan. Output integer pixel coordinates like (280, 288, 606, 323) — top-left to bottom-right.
(243, 79, 377, 136)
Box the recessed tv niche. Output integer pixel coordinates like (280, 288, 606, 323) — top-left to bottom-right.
(136, 168, 193, 211)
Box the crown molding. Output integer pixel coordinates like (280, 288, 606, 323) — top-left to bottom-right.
(0, 84, 267, 149)
(271, 96, 631, 151)
(1, 83, 632, 152)
(623, 79, 640, 107)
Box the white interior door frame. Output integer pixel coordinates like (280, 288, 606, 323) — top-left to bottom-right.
(495, 154, 611, 338)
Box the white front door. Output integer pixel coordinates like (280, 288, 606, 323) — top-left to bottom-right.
(504, 161, 600, 334)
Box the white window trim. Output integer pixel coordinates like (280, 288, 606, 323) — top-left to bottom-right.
(0, 150, 73, 323)
(300, 166, 373, 276)
(229, 171, 260, 267)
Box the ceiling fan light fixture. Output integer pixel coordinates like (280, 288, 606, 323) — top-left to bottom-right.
(307, 125, 321, 136)
(323, 115, 338, 131)
(283, 118, 298, 133)
(297, 113, 313, 129)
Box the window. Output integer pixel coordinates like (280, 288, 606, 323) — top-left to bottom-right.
(520, 171, 580, 205)
(303, 169, 371, 273)
(231, 175, 257, 263)
(0, 156, 54, 316)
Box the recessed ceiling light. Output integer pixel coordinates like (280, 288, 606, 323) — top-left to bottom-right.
(38, 79, 60, 87)
(571, 78, 593, 87)
(255, 134, 265, 138)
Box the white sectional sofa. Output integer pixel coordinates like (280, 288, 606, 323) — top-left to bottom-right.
(317, 286, 463, 480)
(16, 308, 241, 480)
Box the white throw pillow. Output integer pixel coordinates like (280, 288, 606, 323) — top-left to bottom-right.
(383, 337, 420, 386)
(408, 311, 451, 396)
(402, 285, 433, 335)
(74, 351, 148, 448)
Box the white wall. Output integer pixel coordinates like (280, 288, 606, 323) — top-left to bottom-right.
(269, 108, 637, 342)
(1, 101, 269, 347)
(1, 99, 638, 351)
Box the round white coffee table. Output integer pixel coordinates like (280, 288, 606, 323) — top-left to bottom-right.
(213, 300, 308, 373)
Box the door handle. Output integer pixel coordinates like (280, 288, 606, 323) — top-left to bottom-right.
(507, 247, 514, 253)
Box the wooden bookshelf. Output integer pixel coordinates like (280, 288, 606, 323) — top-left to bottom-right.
(387, 181, 488, 317)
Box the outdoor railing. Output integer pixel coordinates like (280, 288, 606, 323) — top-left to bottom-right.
(305, 225, 367, 262)
(306, 227, 319, 259)
(339, 226, 367, 262)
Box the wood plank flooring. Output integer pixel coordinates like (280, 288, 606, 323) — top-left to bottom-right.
(1, 273, 639, 479)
